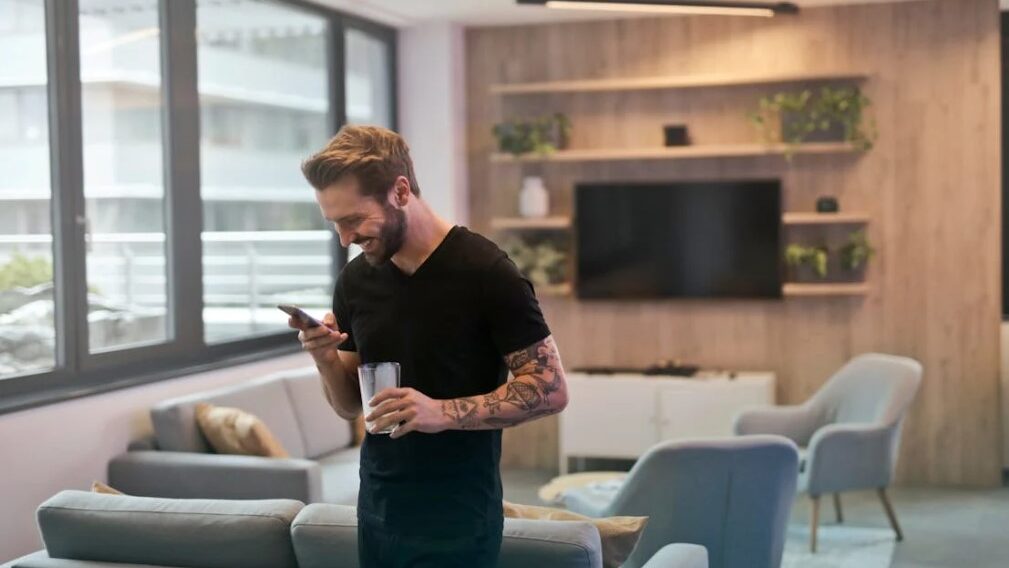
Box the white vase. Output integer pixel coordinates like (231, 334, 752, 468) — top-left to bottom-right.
(519, 176, 549, 218)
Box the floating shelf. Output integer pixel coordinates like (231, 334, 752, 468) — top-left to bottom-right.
(538, 283, 573, 297)
(490, 71, 870, 96)
(491, 216, 572, 230)
(782, 283, 870, 297)
(490, 142, 858, 164)
(782, 212, 871, 225)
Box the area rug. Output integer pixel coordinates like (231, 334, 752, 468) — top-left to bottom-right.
(781, 525, 896, 568)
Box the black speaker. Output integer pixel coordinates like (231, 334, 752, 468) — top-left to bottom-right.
(663, 125, 690, 147)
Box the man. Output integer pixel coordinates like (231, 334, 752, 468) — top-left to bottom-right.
(290, 125, 569, 567)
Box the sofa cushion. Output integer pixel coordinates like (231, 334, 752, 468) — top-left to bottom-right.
(290, 503, 358, 568)
(290, 503, 603, 568)
(36, 490, 302, 568)
(316, 446, 361, 506)
(194, 402, 290, 458)
(151, 375, 307, 458)
(281, 369, 354, 458)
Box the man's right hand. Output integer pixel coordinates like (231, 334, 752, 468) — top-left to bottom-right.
(291, 312, 348, 363)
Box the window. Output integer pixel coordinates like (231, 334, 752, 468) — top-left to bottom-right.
(196, 0, 333, 343)
(0, 0, 55, 379)
(79, 0, 170, 352)
(345, 26, 393, 128)
(0, 0, 396, 413)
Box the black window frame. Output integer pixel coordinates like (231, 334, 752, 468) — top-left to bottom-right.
(0, 0, 398, 415)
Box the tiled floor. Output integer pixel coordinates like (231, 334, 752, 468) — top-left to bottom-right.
(501, 468, 1009, 568)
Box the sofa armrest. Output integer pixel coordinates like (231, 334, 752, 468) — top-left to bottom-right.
(641, 544, 708, 568)
(804, 423, 895, 495)
(2, 550, 167, 567)
(733, 404, 821, 446)
(108, 450, 322, 503)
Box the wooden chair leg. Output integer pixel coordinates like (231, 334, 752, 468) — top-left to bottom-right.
(833, 493, 844, 524)
(877, 487, 904, 542)
(810, 496, 821, 553)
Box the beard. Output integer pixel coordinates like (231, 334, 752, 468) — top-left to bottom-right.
(360, 204, 406, 266)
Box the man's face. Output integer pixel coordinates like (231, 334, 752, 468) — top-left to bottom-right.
(316, 176, 406, 266)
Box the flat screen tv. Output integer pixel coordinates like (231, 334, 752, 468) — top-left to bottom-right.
(575, 180, 782, 299)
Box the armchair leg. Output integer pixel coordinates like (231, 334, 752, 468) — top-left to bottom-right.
(877, 488, 904, 542)
(833, 493, 843, 524)
(810, 496, 821, 553)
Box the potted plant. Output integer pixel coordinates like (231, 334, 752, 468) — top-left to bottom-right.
(492, 113, 571, 157)
(785, 243, 829, 281)
(500, 236, 567, 287)
(839, 229, 875, 276)
(748, 85, 877, 158)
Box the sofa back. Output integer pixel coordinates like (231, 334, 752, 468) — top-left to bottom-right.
(17, 494, 602, 568)
(291, 503, 603, 568)
(35, 490, 303, 568)
(150, 367, 352, 460)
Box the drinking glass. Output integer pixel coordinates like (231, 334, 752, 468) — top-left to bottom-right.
(358, 362, 401, 434)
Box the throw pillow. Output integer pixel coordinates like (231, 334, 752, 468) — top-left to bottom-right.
(91, 480, 124, 495)
(194, 402, 290, 458)
(503, 500, 647, 568)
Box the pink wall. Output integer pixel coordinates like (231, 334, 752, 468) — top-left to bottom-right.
(0, 351, 315, 562)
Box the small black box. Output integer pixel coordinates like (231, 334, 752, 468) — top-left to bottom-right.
(663, 125, 690, 147)
(816, 196, 839, 213)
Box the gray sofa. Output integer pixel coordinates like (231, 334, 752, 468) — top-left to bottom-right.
(1, 491, 707, 568)
(108, 367, 360, 505)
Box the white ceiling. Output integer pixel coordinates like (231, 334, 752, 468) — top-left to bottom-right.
(311, 0, 935, 28)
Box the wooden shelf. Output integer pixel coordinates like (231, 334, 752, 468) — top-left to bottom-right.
(537, 283, 573, 297)
(490, 71, 870, 96)
(782, 283, 870, 297)
(782, 212, 871, 225)
(490, 142, 858, 163)
(491, 216, 572, 230)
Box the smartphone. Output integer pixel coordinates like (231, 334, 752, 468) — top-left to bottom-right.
(278, 304, 324, 329)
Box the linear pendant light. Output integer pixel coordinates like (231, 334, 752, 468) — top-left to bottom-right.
(517, 0, 799, 18)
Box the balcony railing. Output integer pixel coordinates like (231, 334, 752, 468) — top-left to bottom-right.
(0, 230, 335, 337)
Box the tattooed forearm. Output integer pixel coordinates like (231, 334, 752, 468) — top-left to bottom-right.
(442, 335, 568, 431)
(441, 398, 481, 429)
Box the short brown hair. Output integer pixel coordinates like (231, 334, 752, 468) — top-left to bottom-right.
(301, 125, 420, 199)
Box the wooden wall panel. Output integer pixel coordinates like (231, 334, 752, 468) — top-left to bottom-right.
(466, 0, 1002, 486)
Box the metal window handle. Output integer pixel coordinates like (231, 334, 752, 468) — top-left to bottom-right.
(77, 215, 92, 252)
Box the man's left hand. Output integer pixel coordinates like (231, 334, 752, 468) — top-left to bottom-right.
(366, 387, 448, 439)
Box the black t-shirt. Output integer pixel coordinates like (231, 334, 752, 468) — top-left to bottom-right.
(333, 225, 551, 537)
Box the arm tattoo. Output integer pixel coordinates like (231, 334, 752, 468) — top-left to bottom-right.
(441, 398, 480, 429)
(442, 336, 567, 431)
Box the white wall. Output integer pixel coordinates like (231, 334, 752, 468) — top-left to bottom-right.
(0, 351, 316, 562)
(397, 22, 468, 225)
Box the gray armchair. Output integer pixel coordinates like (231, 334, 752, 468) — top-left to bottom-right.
(560, 436, 799, 568)
(733, 352, 922, 552)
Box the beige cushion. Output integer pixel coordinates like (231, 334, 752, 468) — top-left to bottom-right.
(504, 500, 647, 568)
(91, 480, 124, 495)
(194, 402, 290, 458)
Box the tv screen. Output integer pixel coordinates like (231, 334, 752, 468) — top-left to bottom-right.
(575, 180, 782, 299)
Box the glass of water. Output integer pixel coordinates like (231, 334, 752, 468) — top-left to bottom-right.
(358, 362, 401, 435)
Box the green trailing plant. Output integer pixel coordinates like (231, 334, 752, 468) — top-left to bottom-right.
(748, 86, 877, 158)
(492, 113, 571, 157)
(839, 229, 875, 271)
(500, 237, 567, 287)
(0, 253, 53, 291)
(785, 244, 829, 278)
